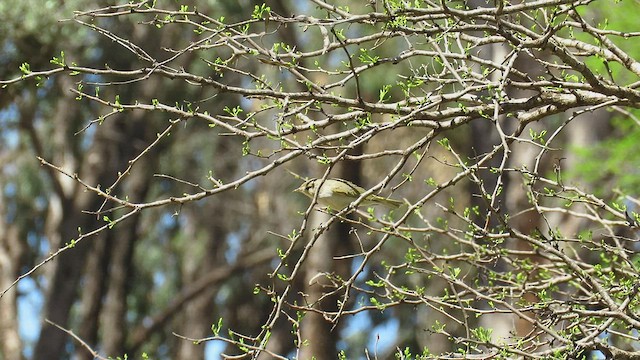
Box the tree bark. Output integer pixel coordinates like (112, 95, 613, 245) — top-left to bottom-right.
(298, 210, 340, 360)
(0, 221, 24, 360)
(74, 231, 109, 360)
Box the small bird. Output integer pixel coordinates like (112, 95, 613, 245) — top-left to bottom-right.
(295, 178, 402, 210)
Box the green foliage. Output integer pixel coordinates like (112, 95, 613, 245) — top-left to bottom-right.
(572, 114, 640, 195)
(470, 327, 493, 343)
(252, 3, 270, 19)
(212, 317, 223, 336)
(50, 51, 65, 67)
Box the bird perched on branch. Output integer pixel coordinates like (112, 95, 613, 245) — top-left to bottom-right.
(295, 178, 402, 210)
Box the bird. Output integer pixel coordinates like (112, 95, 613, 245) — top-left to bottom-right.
(295, 178, 402, 210)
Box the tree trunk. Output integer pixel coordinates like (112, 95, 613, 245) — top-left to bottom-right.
(0, 220, 24, 360)
(33, 110, 135, 358)
(298, 210, 340, 360)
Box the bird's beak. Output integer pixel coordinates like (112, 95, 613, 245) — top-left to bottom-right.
(294, 185, 303, 192)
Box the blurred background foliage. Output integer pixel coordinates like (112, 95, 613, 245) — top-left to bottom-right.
(0, 0, 639, 359)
